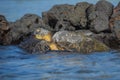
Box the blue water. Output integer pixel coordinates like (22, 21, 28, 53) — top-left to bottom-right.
(0, 46, 120, 80)
(0, 0, 119, 21)
(0, 0, 120, 80)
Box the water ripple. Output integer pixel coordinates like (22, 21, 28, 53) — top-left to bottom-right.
(0, 46, 120, 80)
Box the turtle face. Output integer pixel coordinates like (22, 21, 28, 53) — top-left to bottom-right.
(34, 28, 52, 42)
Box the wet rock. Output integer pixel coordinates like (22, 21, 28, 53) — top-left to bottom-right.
(19, 37, 50, 53)
(88, 0, 113, 33)
(52, 31, 109, 53)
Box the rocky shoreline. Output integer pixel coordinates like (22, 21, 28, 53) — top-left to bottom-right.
(0, 0, 120, 53)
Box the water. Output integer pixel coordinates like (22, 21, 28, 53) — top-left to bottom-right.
(0, 0, 120, 80)
(0, 46, 120, 80)
(0, 0, 119, 21)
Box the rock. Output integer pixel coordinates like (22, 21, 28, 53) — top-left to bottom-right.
(0, 15, 9, 30)
(42, 4, 75, 31)
(113, 20, 120, 39)
(19, 37, 50, 53)
(42, 2, 91, 31)
(87, 4, 95, 15)
(91, 32, 120, 49)
(0, 15, 10, 44)
(52, 30, 109, 53)
(69, 2, 91, 28)
(114, 1, 120, 13)
(88, 11, 109, 33)
(109, 2, 120, 40)
(95, 0, 113, 17)
(55, 20, 75, 31)
(15, 14, 45, 33)
(87, 0, 113, 33)
(2, 14, 47, 45)
(19, 14, 53, 31)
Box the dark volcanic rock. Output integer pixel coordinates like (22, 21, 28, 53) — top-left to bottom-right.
(42, 2, 91, 31)
(55, 20, 75, 31)
(113, 20, 120, 40)
(2, 14, 48, 45)
(88, 11, 109, 33)
(91, 33, 120, 49)
(0, 15, 10, 44)
(0, 15, 9, 30)
(109, 2, 120, 40)
(69, 2, 91, 28)
(42, 4, 75, 31)
(96, 0, 114, 17)
(88, 0, 113, 33)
